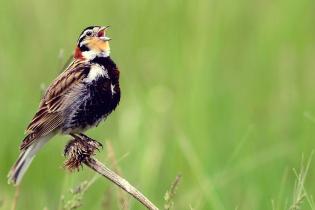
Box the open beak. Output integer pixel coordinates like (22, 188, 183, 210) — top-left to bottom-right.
(98, 26, 111, 41)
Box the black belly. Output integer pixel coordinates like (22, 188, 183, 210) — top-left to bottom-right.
(62, 77, 120, 132)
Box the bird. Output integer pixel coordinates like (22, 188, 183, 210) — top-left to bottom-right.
(8, 26, 121, 185)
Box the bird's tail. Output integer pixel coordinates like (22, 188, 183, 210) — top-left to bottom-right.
(8, 135, 51, 185)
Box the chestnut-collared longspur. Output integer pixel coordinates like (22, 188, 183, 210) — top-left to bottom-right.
(8, 26, 120, 185)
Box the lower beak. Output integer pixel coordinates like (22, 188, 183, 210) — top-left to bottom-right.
(98, 26, 111, 41)
(101, 36, 111, 41)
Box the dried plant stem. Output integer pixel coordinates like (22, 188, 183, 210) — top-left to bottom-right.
(64, 137, 159, 210)
(289, 152, 314, 210)
(84, 157, 159, 210)
(101, 187, 113, 210)
(11, 185, 20, 210)
(164, 174, 182, 210)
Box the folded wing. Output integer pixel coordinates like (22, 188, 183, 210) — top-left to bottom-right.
(21, 61, 90, 150)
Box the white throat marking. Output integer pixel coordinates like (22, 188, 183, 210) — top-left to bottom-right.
(85, 64, 109, 82)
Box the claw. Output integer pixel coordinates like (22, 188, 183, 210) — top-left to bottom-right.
(79, 133, 103, 151)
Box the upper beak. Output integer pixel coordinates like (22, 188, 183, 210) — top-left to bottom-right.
(98, 26, 111, 41)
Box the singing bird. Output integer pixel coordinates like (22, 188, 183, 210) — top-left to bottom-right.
(8, 26, 121, 185)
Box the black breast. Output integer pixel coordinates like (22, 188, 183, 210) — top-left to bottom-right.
(62, 56, 120, 132)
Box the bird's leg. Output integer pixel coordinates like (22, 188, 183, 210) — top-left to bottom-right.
(78, 133, 103, 150)
(70, 133, 80, 139)
(65, 133, 101, 158)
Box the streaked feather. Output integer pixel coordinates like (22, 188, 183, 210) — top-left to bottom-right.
(21, 60, 90, 150)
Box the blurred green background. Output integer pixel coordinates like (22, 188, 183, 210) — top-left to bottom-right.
(0, 0, 315, 209)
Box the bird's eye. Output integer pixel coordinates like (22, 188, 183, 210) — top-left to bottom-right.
(86, 31, 92, 36)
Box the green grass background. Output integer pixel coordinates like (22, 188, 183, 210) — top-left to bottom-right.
(0, 0, 315, 209)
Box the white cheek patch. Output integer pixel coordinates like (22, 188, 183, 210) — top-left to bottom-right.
(85, 64, 109, 82)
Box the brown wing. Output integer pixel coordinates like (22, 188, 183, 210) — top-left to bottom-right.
(20, 60, 90, 150)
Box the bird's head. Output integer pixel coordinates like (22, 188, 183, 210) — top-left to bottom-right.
(74, 26, 111, 60)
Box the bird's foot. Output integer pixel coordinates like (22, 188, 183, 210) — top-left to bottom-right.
(79, 133, 103, 150)
(64, 134, 102, 171)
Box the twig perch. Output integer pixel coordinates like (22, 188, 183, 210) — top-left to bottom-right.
(64, 137, 159, 210)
